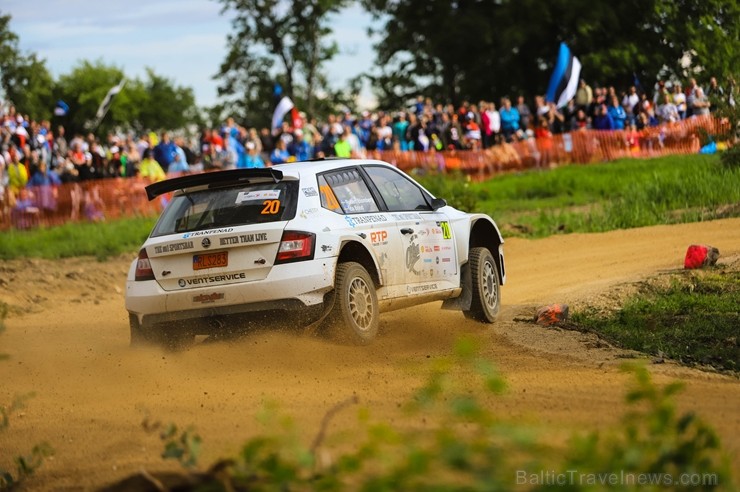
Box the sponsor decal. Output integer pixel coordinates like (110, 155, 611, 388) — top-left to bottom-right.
(344, 216, 356, 228)
(183, 228, 234, 238)
(341, 197, 376, 213)
(235, 190, 281, 204)
(220, 233, 271, 246)
(370, 230, 388, 245)
(434, 245, 440, 252)
(423, 258, 433, 263)
(178, 272, 247, 287)
(202, 238, 211, 248)
(407, 283, 438, 294)
(405, 233, 421, 275)
(442, 257, 451, 263)
(321, 245, 333, 253)
(300, 207, 320, 219)
(154, 241, 194, 254)
(193, 292, 225, 304)
(348, 214, 388, 225)
(436, 256, 440, 264)
(302, 187, 318, 197)
(241, 232, 268, 243)
(391, 213, 421, 221)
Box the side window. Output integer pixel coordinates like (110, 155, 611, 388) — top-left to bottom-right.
(318, 169, 380, 214)
(364, 166, 431, 212)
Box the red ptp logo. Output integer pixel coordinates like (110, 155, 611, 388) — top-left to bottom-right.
(370, 231, 388, 244)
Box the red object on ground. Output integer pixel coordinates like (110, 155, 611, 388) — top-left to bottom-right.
(535, 304, 569, 326)
(684, 245, 720, 269)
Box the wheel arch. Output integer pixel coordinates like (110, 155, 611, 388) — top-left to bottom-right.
(337, 240, 382, 287)
(468, 216, 505, 284)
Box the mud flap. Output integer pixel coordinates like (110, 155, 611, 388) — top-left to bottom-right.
(442, 262, 472, 311)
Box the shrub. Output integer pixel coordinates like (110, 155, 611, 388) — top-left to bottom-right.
(137, 338, 734, 491)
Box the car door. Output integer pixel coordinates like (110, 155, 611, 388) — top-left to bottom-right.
(317, 167, 406, 299)
(362, 165, 459, 297)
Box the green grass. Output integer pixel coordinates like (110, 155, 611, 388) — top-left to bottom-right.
(571, 267, 740, 373)
(0, 216, 157, 260)
(419, 154, 740, 237)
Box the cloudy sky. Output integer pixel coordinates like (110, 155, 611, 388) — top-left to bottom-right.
(1, 0, 378, 107)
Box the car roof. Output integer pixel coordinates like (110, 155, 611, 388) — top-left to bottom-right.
(144, 159, 403, 200)
(272, 158, 396, 177)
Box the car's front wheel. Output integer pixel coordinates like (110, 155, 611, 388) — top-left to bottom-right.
(324, 262, 379, 344)
(464, 247, 501, 323)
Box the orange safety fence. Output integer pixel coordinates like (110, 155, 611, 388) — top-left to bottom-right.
(2, 177, 162, 231)
(370, 115, 731, 180)
(0, 115, 730, 231)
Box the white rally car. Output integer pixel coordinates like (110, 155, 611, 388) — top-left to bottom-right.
(126, 159, 505, 346)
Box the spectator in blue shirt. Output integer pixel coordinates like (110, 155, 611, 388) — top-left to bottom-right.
(499, 97, 520, 142)
(153, 132, 176, 172)
(607, 96, 627, 130)
(592, 104, 615, 130)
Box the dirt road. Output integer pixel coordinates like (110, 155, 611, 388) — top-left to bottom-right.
(2, 218, 739, 490)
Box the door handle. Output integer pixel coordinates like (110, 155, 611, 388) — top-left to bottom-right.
(400, 228, 414, 235)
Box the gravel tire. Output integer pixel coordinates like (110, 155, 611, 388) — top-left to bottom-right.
(463, 247, 501, 323)
(324, 262, 379, 344)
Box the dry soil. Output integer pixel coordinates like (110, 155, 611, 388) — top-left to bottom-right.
(1, 218, 739, 490)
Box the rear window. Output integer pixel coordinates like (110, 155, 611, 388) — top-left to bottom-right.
(151, 181, 298, 237)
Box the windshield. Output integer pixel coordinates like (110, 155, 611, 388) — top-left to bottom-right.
(151, 181, 298, 237)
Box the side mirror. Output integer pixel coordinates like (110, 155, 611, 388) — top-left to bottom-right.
(431, 197, 447, 210)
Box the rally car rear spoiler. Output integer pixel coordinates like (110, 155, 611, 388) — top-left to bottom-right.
(145, 169, 284, 200)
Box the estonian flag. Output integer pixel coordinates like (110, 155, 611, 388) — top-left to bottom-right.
(271, 96, 295, 132)
(54, 100, 69, 116)
(545, 43, 581, 108)
(94, 78, 126, 122)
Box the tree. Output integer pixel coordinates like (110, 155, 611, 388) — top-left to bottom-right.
(54, 60, 198, 137)
(0, 12, 54, 119)
(215, 0, 351, 125)
(362, 0, 740, 107)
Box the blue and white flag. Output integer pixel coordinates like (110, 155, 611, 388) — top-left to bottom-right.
(271, 96, 294, 131)
(546, 43, 581, 108)
(54, 100, 69, 116)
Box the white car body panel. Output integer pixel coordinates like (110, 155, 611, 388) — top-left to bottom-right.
(125, 159, 505, 335)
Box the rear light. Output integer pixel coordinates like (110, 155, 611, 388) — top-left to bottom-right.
(134, 248, 155, 281)
(275, 231, 315, 264)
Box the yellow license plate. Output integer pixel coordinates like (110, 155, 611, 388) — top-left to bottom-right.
(193, 251, 228, 270)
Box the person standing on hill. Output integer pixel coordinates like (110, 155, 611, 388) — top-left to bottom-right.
(607, 95, 627, 130)
(499, 97, 520, 142)
(153, 132, 176, 172)
(138, 149, 166, 182)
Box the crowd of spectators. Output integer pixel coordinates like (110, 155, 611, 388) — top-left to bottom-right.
(0, 75, 735, 227)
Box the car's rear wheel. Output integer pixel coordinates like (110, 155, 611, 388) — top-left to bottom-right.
(464, 247, 500, 323)
(324, 262, 379, 344)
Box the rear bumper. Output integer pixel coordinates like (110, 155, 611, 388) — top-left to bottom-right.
(126, 258, 335, 328)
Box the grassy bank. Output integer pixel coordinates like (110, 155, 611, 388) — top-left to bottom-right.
(571, 265, 740, 373)
(0, 217, 156, 260)
(418, 153, 740, 237)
